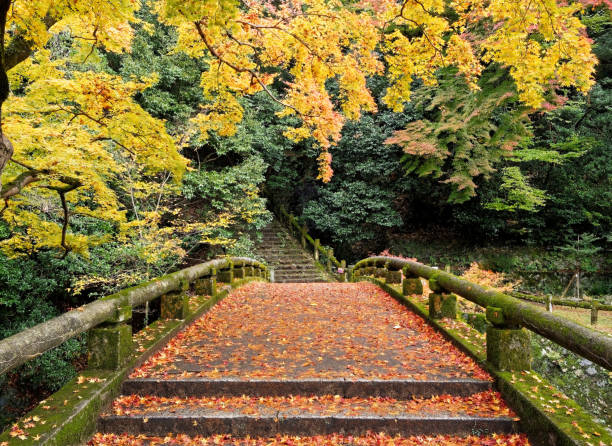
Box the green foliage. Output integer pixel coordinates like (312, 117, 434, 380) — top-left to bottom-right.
(107, 2, 272, 255)
(295, 78, 416, 257)
(556, 233, 603, 273)
(484, 167, 546, 212)
(0, 253, 87, 429)
(387, 67, 531, 203)
(106, 5, 206, 134)
(182, 155, 270, 231)
(302, 181, 403, 250)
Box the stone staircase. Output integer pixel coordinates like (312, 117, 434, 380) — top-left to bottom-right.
(92, 283, 524, 445)
(257, 220, 329, 283)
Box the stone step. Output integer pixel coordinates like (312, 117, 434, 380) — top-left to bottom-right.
(265, 257, 312, 262)
(90, 433, 529, 445)
(256, 219, 330, 285)
(99, 393, 517, 437)
(260, 254, 315, 260)
(268, 266, 321, 272)
(275, 279, 329, 283)
(269, 269, 321, 274)
(267, 265, 318, 269)
(99, 414, 517, 438)
(258, 249, 309, 253)
(121, 378, 492, 399)
(275, 272, 325, 275)
(274, 276, 328, 280)
(273, 268, 321, 272)
(274, 276, 327, 281)
(272, 265, 321, 271)
(262, 252, 312, 257)
(260, 236, 295, 241)
(274, 277, 327, 282)
(266, 262, 318, 267)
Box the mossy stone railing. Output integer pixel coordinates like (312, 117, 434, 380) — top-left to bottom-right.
(510, 290, 612, 312)
(0, 257, 268, 376)
(352, 256, 612, 372)
(274, 204, 347, 281)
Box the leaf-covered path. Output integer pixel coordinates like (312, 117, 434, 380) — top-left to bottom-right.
(131, 283, 489, 381)
(92, 282, 530, 445)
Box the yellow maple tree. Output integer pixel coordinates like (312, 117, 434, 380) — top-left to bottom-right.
(152, 0, 602, 181)
(0, 0, 606, 256)
(0, 0, 200, 258)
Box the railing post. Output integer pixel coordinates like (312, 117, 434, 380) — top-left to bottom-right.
(427, 276, 457, 319)
(546, 295, 553, 312)
(289, 214, 296, 234)
(402, 275, 423, 295)
(591, 302, 599, 325)
(87, 297, 133, 370)
(386, 267, 402, 284)
(383, 261, 401, 283)
(301, 224, 307, 248)
(326, 248, 333, 272)
(194, 269, 217, 296)
(428, 292, 457, 319)
(217, 261, 234, 283)
(402, 265, 422, 295)
(161, 279, 190, 320)
(314, 239, 320, 261)
(234, 261, 246, 279)
(365, 260, 376, 276)
(485, 306, 531, 371)
(375, 261, 386, 278)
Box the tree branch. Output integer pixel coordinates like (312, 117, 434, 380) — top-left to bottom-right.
(1, 163, 82, 254)
(193, 20, 308, 117)
(4, 13, 58, 71)
(55, 190, 71, 257)
(45, 178, 82, 258)
(0, 169, 42, 200)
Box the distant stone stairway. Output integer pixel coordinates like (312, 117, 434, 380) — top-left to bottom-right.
(257, 219, 329, 283)
(92, 282, 526, 445)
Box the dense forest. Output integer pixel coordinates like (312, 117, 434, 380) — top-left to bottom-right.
(0, 0, 610, 430)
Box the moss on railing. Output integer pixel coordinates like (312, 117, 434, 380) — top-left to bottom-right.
(357, 275, 612, 446)
(509, 291, 612, 312)
(0, 274, 265, 446)
(352, 256, 612, 371)
(0, 257, 268, 376)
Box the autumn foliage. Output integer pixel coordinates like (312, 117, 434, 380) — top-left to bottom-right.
(131, 282, 490, 381)
(460, 262, 520, 293)
(89, 432, 532, 446)
(0, 0, 609, 254)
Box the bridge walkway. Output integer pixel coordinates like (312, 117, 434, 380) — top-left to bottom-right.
(90, 282, 529, 445)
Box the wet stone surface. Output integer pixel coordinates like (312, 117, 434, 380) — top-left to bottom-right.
(130, 283, 491, 381)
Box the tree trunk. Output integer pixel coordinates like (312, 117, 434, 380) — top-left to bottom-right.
(0, 133, 12, 194)
(0, 0, 12, 192)
(0, 2, 58, 190)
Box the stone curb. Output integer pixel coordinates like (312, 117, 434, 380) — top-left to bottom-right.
(122, 378, 491, 399)
(98, 413, 519, 437)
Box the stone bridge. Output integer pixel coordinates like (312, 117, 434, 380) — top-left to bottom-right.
(0, 213, 610, 445)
